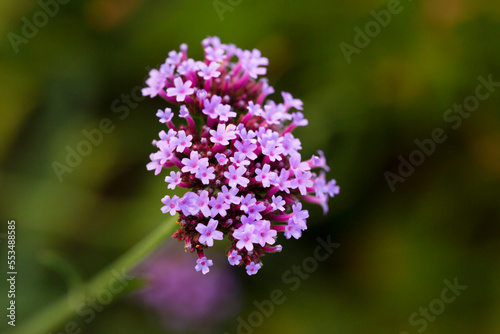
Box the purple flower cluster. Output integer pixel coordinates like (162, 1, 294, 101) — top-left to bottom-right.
(143, 36, 339, 275)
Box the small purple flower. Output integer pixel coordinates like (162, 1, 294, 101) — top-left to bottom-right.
(181, 151, 208, 174)
(159, 62, 175, 77)
(195, 165, 216, 185)
(159, 129, 177, 142)
(230, 152, 250, 168)
(328, 179, 340, 197)
(254, 220, 276, 247)
(224, 165, 249, 188)
(146, 154, 163, 175)
(261, 140, 284, 162)
(202, 36, 221, 47)
(246, 101, 262, 117)
(210, 123, 237, 146)
(289, 170, 313, 195)
(221, 185, 241, 205)
(152, 144, 173, 165)
(291, 202, 309, 229)
(209, 193, 230, 217)
(178, 192, 199, 216)
(142, 69, 166, 98)
(228, 250, 242, 266)
(246, 262, 262, 276)
(179, 105, 190, 118)
(196, 219, 223, 247)
(240, 214, 256, 225)
(261, 104, 283, 125)
(196, 190, 212, 217)
(195, 257, 213, 275)
(260, 79, 275, 98)
(205, 46, 225, 63)
(234, 140, 258, 160)
(246, 201, 266, 220)
(172, 130, 193, 153)
(166, 77, 195, 102)
(282, 133, 302, 156)
(240, 194, 256, 213)
(197, 62, 221, 80)
(233, 224, 257, 252)
(165, 171, 182, 190)
(202, 95, 222, 119)
(238, 127, 257, 142)
(176, 59, 196, 76)
(291, 112, 308, 127)
(156, 108, 173, 123)
(197, 89, 207, 100)
(215, 153, 228, 165)
(215, 104, 237, 122)
(282, 91, 303, 110)
(166, 50, 182, 66)
(310, 150, 330, 171)
(255, 164, 276, 188)
(284, 220, 302, 239)
(275, 168, 291, 193)
(270, 195, 285, 212)
(161, 195, 179, 215)
(289, 154, 311, 174)
(239, 49, 268, 79)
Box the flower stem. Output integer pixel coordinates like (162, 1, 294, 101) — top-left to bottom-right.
(8, 216, 178, 334)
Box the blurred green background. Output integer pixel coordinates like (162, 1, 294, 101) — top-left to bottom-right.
(1, 0, 500, 333)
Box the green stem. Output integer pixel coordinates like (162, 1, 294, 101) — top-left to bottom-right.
(8, 216, 178, 334)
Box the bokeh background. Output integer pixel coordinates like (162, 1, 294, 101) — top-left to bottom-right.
(1, 0, 500, 333)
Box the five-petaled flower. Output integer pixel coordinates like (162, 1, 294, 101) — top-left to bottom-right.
(196, 219, 224, 247)
(167, 77, 195, 102)
(195, 257, 213, 275)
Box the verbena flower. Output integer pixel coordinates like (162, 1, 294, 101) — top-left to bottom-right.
(143, 36, 339, 275)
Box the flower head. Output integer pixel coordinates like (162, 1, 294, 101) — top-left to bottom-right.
(143, 37, 339, 275)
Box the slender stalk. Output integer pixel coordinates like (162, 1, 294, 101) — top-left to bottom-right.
(8, 216, 178, 334)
